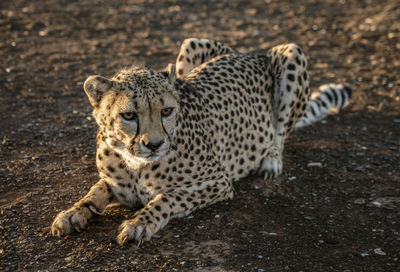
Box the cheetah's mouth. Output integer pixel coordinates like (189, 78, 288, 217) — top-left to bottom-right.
(141, 143, 176, 163)
(129, 146, 170, 164)
(141, 151, 163, 162)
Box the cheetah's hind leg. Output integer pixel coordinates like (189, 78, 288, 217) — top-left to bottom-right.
(258, 43, 311, 181)
(267, 43, 311, 152)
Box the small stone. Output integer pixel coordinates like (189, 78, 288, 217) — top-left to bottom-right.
(39, 29, 49, 36)
(5, 67, 16, 73)
(371, 201, 382, 207)
(374, 248, 386, 256)
(360, 252, 369, 257)
(307, 162, 322, 167)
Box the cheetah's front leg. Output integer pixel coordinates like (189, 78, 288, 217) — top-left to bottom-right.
(51, 179, 112, 236)
(117, 179, 233, 246)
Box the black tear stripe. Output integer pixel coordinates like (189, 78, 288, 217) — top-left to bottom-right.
(161, 119, 173, 152)
(135, 117, 140, 140)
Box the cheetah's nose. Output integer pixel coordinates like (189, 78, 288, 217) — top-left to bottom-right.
(143, 140, 164, 151)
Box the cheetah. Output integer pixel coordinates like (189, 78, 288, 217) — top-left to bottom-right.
(51, 38, 351, 246)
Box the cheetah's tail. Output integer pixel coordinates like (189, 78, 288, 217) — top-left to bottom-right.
(295, 84, 352, 128)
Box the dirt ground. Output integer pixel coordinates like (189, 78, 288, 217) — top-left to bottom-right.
(0, 0, 399, 271)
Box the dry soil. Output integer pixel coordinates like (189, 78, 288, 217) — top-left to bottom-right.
(0, 0, 399, 271)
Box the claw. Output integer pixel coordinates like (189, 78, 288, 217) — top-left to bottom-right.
(136, 238, 143, 248)
(117, 233, 128, 246)
(51, 228, 59, 236)
(116, 223, 130, 246)
(83, 201, 102, 215)
(88, 205, 101, 215)
(116, 220, 152, 247)
(135, 225, 144, 241)
(259, 157, 283, 180)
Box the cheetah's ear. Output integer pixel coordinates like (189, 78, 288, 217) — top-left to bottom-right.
(83, 75, 113, 107)
(167, 63, 176, 85)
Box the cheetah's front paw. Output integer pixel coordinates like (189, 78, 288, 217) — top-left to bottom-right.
(51, 207, 90, 236)
(117, 218, 156, 246)
(258, 157, 283, 180)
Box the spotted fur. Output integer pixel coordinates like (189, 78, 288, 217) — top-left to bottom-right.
(176, 38, 352, 130)
(51, 39, 351, 246)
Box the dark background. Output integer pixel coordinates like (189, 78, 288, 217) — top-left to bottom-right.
(1, 0, 399, 271)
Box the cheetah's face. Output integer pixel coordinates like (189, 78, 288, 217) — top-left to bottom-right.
(83, 65, 179, 169)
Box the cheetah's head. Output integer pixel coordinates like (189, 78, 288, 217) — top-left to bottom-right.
(84, 64, 179, 169)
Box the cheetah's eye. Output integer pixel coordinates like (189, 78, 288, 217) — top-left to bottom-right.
(161, 107, 174, 117)
(120, 112, 137, 121)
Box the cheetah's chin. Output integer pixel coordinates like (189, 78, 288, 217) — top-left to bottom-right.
(121, 155, 154, 170)
(138, 153, 162, 163)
